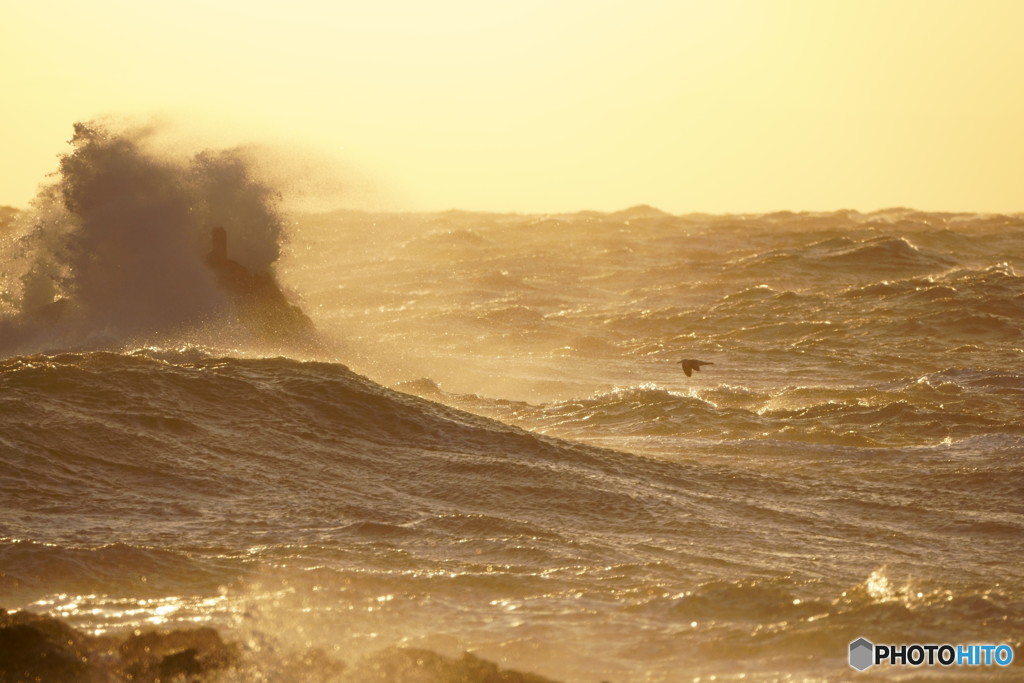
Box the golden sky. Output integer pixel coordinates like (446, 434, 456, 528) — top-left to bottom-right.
(2, 0, 1022, 214)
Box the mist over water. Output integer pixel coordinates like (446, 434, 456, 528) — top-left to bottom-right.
(1, 126, 1023, 681)
(1, 122, 309, 356)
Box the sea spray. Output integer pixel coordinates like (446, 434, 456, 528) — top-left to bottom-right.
(1, 122, 315, 355)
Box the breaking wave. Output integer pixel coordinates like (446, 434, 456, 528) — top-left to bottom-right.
(1, 122, 318, 356)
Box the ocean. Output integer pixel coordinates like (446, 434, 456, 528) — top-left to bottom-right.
(0, 125, 1021, 681)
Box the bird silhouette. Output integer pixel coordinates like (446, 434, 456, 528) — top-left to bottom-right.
(678, 359, 713, 377)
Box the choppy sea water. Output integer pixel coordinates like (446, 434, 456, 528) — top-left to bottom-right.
(1, 127, 1022, 681)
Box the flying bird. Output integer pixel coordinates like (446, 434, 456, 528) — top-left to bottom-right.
(678, 359, 713, 377)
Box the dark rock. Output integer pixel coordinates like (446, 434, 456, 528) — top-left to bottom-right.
(0, 609, 563, 682)
(0, 609, 91, 682)
(0, 609, 238, 682)
(119, 626, 237, 681)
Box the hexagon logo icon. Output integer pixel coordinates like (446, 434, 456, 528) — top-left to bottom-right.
(849, 638, 874, 671)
